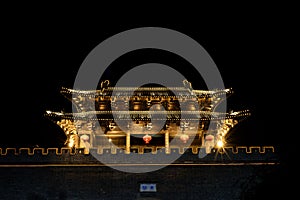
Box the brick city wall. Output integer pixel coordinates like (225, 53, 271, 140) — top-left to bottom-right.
(0, 146, 280, 200)
(0, 164, 280, 200)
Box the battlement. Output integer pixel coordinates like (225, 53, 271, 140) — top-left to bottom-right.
(0, 146, 275, 156)
(0, 146, 279, 165)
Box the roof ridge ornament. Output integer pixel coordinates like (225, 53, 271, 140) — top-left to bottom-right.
(100, 80, 110, 92)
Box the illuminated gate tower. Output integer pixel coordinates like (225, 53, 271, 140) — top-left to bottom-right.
(45, 80, 250, 154)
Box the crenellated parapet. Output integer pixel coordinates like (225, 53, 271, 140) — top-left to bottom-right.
(0, 146, 276, 155)
(0, 146, 279, 165)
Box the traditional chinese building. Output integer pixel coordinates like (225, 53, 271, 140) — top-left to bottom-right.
(45, 80, 251, 155)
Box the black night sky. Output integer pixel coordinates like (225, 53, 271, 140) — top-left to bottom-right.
(0, 12, 293, 162)
(0, 7, 297, 199)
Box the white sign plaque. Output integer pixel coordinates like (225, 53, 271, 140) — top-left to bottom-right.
(140, 183, 157, 192)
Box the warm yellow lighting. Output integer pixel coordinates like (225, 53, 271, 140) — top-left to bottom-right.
(108, 138, 112, 142)
(68, 142, 74, 148)
(216, 140, 224, 148)
(68, 138, 75, 148)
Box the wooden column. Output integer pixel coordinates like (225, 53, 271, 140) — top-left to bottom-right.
(165, 130, 170, 154)
(126, 131, 131, 154)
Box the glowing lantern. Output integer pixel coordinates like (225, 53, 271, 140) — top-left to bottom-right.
(204, 134, 215, 154)
(80, 134, 89, 142)
(180, 134, 189, 143)
(205, 134, 214, 141)
(143, 134, 152, 144)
